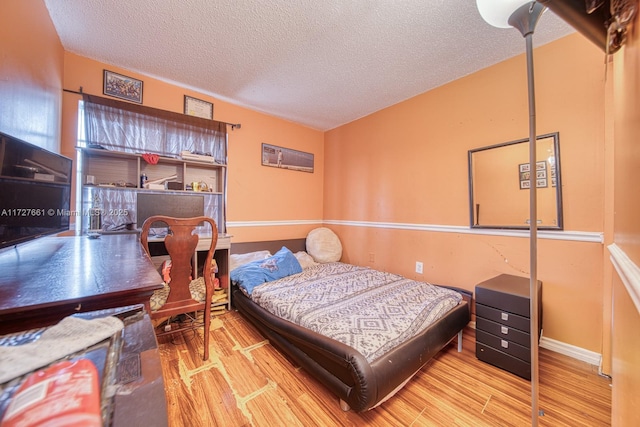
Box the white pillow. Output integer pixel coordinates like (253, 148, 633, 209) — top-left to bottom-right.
(294, 251, 318, 269)
(229, 250, 271, 272)
(306, 227, 342, 263)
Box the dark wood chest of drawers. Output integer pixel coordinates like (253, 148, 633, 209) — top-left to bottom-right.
(475, 274, 542, 380)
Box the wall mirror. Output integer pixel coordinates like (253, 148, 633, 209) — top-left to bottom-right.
(468, 132, 563, 230)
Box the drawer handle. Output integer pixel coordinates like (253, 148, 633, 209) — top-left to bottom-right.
(501, 312, 509, 321)
(501, 339, 509, 349)
(501, 326, 509, 335)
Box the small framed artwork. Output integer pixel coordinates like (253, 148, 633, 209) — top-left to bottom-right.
(103, 70, 143, 103)
(262, 143, 314, 173)
(518, 163, 531, 189)
(520, 161, 549, 190)
(184, 95, 213, 120)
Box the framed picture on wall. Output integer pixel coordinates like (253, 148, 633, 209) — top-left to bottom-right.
(184, 95, 213, 119)
(261, 143, 314, 173)
(518, 163, 531, 189)
(103, 70, 143, 103)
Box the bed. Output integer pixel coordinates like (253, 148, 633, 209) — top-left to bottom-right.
(230, 238, 471, 412)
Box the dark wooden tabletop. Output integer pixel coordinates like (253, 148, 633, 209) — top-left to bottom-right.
(0, 234, 163, 334)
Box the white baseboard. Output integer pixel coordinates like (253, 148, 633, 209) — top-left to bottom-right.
(467, 322, 602, 368)
(539, 336, 602, 367)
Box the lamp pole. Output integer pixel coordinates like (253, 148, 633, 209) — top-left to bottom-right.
(476, 1, 546, 424)
(508, 2, 546, 425)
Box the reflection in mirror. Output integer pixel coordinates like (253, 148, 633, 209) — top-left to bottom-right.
(468, 132, 563, 230)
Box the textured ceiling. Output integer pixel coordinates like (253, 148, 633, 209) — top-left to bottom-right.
(44, 0, 575, 131)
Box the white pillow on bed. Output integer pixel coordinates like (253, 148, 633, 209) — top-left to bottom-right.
(294, 251, 318, 269)
(306, 227, 342, 263)
(229, 250, 271, 272)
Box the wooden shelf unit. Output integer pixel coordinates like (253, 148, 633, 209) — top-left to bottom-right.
(78, 147, 227, 235)
(80, 147, 225, 193)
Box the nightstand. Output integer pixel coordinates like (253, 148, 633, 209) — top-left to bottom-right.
(475, 274, 542, 380)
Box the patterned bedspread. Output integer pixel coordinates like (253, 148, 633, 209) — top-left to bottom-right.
(250, 262, 462, 362)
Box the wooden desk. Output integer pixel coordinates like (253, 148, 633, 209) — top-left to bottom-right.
(84, 306, 168, 427)
(0, 234, 164, 334)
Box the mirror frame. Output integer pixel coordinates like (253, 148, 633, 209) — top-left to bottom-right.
(468, 132, 563, 230)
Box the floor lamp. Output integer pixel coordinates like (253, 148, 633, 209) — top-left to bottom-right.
(476, 1, 545, 425)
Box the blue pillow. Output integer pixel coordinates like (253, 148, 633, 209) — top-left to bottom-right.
(231, 246, 302, 296)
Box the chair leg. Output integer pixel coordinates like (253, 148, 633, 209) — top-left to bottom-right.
(203, 304, 211, 360)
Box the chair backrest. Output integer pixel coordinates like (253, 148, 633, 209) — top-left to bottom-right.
(140, 215, 218, 307)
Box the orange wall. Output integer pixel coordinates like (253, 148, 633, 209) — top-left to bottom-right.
(610, 11, 640, 426)
(0, 0, 64, 152)
(2, 0, 629, 384)
(325, 33, 605, 231)
(612, 14, 640, 264)
(60, 54, 325, 241)
(5, 2, 640, 422)
(325, 33, 607, 353)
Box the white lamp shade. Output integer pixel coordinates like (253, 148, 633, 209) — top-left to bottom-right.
(476, 0, 532, 28)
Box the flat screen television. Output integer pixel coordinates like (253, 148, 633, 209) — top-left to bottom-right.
(0, 132, 73, 249)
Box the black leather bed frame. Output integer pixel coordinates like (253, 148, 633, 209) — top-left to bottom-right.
(230, 239, 472, 412)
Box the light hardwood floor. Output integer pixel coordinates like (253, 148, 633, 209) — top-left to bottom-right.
(157, 311, 611, 426)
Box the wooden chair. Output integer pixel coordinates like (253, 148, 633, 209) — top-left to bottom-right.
(140, 215, 218, 360)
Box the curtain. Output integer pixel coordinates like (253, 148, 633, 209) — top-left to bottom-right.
(82, 94, 227, 163)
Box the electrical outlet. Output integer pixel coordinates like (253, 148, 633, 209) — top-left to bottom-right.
(369, 253, 375, 262)
(415, 261, 423, 274)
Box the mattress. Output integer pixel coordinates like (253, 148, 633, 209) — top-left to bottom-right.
(248, 262, 462, 362)
(233, 259, 471, 412)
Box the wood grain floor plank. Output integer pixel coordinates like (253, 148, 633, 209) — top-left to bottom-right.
(158, 311, 611, 426)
